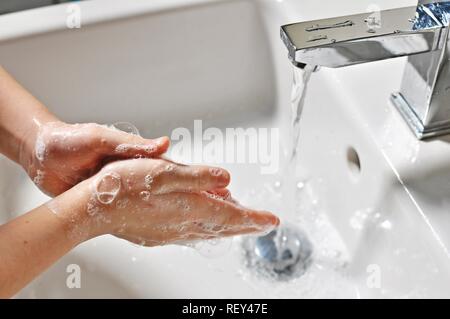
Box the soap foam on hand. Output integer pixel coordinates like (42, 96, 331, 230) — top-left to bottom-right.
(106, 122, 238, 257)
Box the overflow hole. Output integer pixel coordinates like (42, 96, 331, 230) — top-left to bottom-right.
(346, 147, 361, 179)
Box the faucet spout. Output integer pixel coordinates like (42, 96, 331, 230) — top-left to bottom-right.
(280, 2, 450, 139)
(280, 6, 444, 68)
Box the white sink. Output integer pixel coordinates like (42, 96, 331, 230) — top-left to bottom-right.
(1, 0, 450, 298)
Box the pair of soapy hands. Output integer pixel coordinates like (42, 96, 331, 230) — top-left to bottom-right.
(20, 121, 279, 246)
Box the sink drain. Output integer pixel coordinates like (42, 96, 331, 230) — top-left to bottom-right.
(242, 224, 313, 281)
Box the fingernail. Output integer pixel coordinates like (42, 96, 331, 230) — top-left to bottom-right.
(273, 215, 281, 226)
(216, 170, 231, 187)
(154, 136, 168, 146)
(261, 212, 280, 226)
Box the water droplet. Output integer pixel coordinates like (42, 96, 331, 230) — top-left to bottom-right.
(379, 220, 392, 230)
(87, 198, 102, 216)
(116, 198, 129, 209)
(140, 191, 151, 201)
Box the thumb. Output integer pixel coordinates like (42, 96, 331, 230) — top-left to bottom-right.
(100, 128, 170, 158)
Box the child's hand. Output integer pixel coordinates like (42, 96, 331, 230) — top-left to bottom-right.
(20, 121, 169, 197)
(50, 158, 279, 245)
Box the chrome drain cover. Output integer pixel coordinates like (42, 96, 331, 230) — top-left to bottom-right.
(243, 224, 313, 280)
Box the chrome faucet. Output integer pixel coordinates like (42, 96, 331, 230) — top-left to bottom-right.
(280, 1, 450, 139)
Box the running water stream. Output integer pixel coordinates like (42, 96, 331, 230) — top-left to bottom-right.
(282, 64, 316, 219)
(243, 65, 317, 280)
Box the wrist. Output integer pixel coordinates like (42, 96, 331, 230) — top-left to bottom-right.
(45, 179, 105, 244)
(18, 117, 62, 176)
(0, 66, 59, 165)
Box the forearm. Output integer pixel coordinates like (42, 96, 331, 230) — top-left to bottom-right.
(0, 66, 58, 164)
(0, 184, 92, 298)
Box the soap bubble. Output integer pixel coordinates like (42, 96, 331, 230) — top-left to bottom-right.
(34, 134, 46, 163)
(116, 198, 129, 209)
(94, 172, 121, 205)
(111, 122, 140, 135)
(144, 174, 153, 189)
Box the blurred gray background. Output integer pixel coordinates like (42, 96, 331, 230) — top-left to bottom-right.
(0, 0, 80, 15)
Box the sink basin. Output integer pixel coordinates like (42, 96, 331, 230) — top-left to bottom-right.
(1, 0, 450, 298)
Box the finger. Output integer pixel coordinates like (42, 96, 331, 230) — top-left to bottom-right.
(150, 164, 231, 194)
(200, 193, 279, 230)
(114, 221, 273, 247)
(153, 192, 279, 232)
(98, 126, 170, 158)
(114, 191, 279, 245)
(187, 226, 273, 239)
